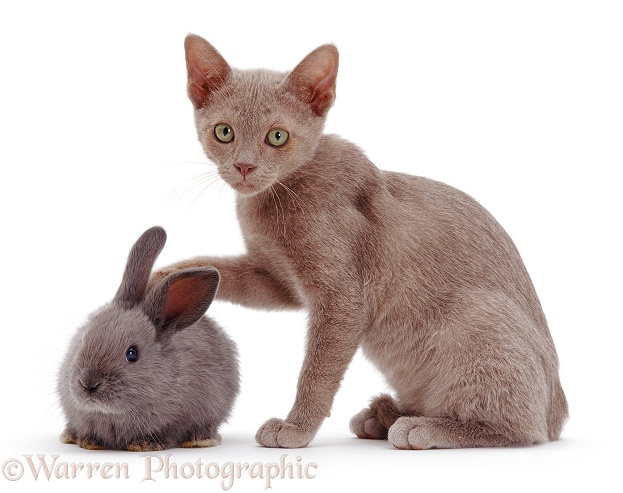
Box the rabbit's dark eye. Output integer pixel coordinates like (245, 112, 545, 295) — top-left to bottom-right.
(125, 346, 139, 363)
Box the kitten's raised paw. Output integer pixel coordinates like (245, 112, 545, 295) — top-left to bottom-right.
(256, 418, 313, 448)
(349, 408, 388, 439)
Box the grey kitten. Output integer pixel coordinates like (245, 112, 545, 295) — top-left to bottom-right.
(58, 226, 239, 451)
(152, 35, 568, 449)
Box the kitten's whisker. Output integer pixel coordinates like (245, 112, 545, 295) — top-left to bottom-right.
(274, 184, 290, 237)
(168, 172, 214, 199)
(268, 185, 282, 236)
(276, 180, 306, 212)
(168, 172, 222, 207)
(183, 176, 223, 211)
(188, 177, 222, 210)
(276, 186, 288, 236)
(163, 160, 216, 168)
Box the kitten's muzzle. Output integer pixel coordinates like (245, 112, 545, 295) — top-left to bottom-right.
(234, 162, 256, 179)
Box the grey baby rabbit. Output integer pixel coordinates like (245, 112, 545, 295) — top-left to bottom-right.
(58, 226, 239, 451)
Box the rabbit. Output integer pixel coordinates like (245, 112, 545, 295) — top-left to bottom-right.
(57, 226, 239, 451)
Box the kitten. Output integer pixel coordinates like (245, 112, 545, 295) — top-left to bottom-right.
(152, 34, 568, 449)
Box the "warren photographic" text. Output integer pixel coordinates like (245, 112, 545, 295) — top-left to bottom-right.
(2, 453, 318, 490)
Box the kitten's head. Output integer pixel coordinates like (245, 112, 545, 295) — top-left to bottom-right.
(184, 35, 338, 196)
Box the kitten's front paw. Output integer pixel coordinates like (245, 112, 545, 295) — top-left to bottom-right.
(256, 418, 313, 448)
(388, 417, 432, 450)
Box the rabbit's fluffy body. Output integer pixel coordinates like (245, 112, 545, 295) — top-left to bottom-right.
(58, 227, 239, 451)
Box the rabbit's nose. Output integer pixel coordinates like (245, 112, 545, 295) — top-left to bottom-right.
(79, 370, 103, 394)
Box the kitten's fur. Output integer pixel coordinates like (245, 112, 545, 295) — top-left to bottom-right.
(152, 34, 568, 449)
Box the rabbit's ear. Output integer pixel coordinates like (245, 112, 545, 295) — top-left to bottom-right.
(113, 227, 167, 309)
(143, 268, 220, 336)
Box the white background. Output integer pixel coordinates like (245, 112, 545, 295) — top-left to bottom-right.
(1, 1, 621, 491)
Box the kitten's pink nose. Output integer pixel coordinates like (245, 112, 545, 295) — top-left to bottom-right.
(234, 162, 256, 179)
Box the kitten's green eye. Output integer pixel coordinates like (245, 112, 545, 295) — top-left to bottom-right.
(266, 129, 289, 147)
(214, 124, 234, 143)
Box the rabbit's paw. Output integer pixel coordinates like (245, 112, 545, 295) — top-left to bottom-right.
(349, 407, 388, 439)
(388, 417, 433, 450)
(77, 437, 107, 451)
(60, 430, 78, 445)
(256, 418, 313, 448)
(180, 435, 222, 448)
(126, 441, 166, 452)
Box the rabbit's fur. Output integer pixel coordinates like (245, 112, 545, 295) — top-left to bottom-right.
(58, 226, 239, 451)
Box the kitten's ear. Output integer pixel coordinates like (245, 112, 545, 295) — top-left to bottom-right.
(184, 34, 231, 109)
(284, 44, 339, 117)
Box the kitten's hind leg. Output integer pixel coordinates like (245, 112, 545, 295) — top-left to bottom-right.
(350, 407, 387, 439)
(350, 394, 404, 439)
(388, 416, 512, 450)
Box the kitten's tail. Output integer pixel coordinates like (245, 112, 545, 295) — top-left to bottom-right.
(547, 379, 569, 440)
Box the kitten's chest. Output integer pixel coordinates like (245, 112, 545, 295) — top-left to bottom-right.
(237, 188, 323, 253)
(239, 207, 309, 280)
(236, 190, 347, 295)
